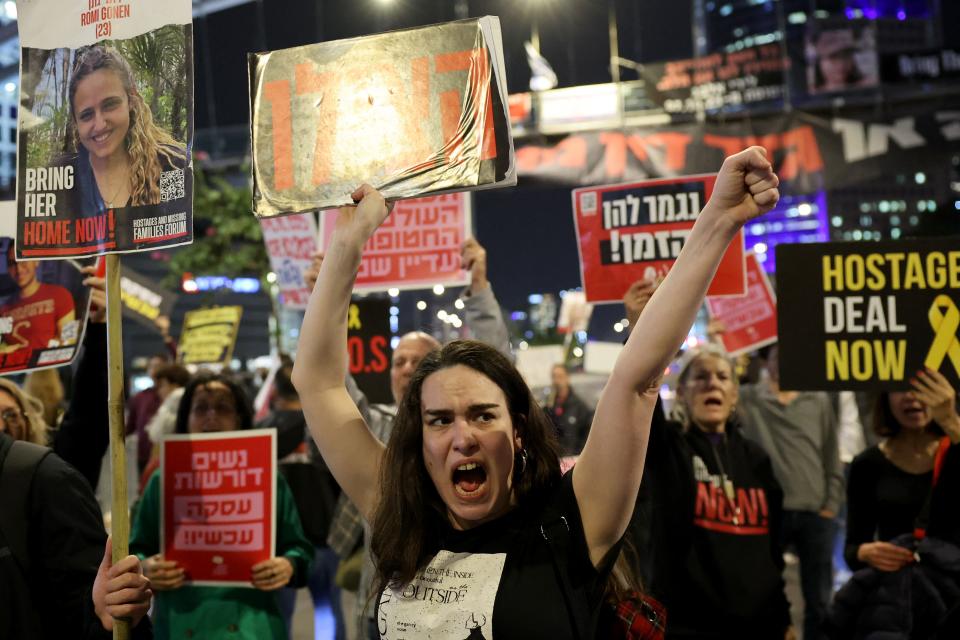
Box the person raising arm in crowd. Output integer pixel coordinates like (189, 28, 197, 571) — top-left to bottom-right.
(293, 147, 780, 638)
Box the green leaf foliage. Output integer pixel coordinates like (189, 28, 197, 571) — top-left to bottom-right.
(163, 166, 268, 289)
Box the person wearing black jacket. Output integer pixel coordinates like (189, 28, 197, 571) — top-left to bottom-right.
(0, 264, 153, 638)
(628, 343, 794, 639)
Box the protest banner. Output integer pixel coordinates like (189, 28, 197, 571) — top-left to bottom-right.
(642, 43, 788, 114)
(514, 106, 958, 199)
(16, 0, 194, 259)
(319, 193, 471, 293)
(161, 429, 276, 586)
(573, 175, 746, 303)
(776, 239, 960, 391)
(706, 252, 778, 356)
(120, 266, 176, 330)
(249, 16, 515, 216)
(514, 344, 565, 390)
(0, 201, 94, 374)
(347, 298, 393, 404)
(260, 213, 317, 309)
(177, 306, 243, 366)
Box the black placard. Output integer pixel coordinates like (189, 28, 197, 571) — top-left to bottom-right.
(776, 239, 960, 391)
(348, 298, 393, 405)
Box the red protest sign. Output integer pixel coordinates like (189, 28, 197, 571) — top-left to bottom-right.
(260, 213, 317, 309)
(706, 252, 778, 356)
(572, 175, 746, 303)
(161, 430, 276, 587)
(319, 193, 471, 293)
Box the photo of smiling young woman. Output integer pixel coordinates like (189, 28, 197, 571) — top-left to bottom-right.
(67, 45, 187, 216)
(16, 27, 192, 256)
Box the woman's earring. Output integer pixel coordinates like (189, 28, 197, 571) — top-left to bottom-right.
(518, 449, 528, 474)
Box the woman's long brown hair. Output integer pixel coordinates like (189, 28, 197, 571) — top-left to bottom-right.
(370, 340, 562, 596)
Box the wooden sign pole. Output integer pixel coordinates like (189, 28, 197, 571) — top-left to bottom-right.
(105, 253, 130, 640)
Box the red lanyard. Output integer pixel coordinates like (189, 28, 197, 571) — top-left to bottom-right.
(913, 436, 951, 541)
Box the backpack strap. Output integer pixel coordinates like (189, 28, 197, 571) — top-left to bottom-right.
(0, 439, 52, 575)
(540, 491, 589, 640)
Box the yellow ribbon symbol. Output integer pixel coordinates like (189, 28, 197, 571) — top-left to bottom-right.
(924, 295, 960, 375)
(347, 304, 362, 330)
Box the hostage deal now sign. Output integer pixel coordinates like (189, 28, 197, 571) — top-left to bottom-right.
(161, 430, 276, 586)
(777, 239, 960, 391)
(572, 174, 746, 303)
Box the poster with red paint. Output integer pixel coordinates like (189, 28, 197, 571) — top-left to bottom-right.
(319, 193, 471, 293)
(249, 16, 514, 216)
(706, 252, 778, 356)
(572, 174, 746, 303)
(161, 430, 276, 587)
(15, 0, 194, 259)
(260, 213, 317, 309)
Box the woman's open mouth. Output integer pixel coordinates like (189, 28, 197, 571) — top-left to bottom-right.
(452, 461, 488, 499)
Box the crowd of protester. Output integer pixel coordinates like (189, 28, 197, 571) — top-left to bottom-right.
(2, 149, 959, 640)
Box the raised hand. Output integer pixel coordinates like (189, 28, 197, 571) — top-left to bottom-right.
(623, 278, 658, 329)
(80, 265, 106, 324)
(461, 237, 489, 294)
(703, 146, 780, 228)
(333, 184, 394, 244)
(911, 368, 960, 440)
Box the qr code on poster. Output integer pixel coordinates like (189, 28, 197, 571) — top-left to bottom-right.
(579, 191, 597, 215)
(160, 169, 185, 202)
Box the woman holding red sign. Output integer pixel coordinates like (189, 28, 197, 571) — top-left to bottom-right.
(130, 372, 313, 639)
(293, 148, 780, 638)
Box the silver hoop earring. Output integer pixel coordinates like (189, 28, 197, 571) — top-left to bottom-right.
(518, 449, 528, 474)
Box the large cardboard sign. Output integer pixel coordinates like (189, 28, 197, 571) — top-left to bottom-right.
(572, 175, 746, 303)
(777, 239, 960, 391)
(320, 193, 471, 293)
(260, 213, 317, 309)
(120, 266, 176, 330)
(348, 298, 393, 405)
(706, 252, 778, 356)
(249, 17, 514, 216)
(161, 430, 276, 586)
(177, 306, 243, 366)
(15, 0, 194, 259)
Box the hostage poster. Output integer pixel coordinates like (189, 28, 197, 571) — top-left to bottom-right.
(572, 175, 746, 303)
(15, 0, 194, 259)
(161, 430, 276, 586)
(776, 239, 960, 391)
(0, 201, 93, 374)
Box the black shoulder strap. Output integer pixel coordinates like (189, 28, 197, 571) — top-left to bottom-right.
(540, 491, 589, 640)
(0, 440, 52, 575)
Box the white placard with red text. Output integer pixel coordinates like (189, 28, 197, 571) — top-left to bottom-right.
(706, 252, 778, 356)
(260, 213, 317, 309)
(319, 193, 471, 293)
(161, 430, 276, 587)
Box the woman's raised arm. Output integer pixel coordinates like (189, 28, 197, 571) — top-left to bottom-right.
(292, 184, 393, 521)
(574, 147, 780, 566)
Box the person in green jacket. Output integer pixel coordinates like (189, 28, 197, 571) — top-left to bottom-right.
(131, 372, 313, 639)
